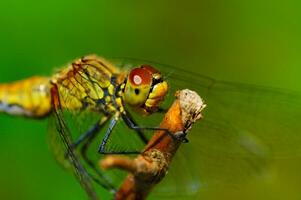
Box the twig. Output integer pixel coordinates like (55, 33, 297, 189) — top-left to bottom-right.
(100, 89, 206, 200)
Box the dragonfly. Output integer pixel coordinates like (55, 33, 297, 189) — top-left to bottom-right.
(0, 55, 301, 200)
(0, 55, 185, 199)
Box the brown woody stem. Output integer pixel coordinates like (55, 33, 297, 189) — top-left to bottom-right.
(100, 89, 206, 200)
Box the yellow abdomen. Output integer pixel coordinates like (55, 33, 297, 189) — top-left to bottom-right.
(0, 76, 52, 117)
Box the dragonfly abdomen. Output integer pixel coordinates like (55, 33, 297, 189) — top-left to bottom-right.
(0, 76, 52, 117)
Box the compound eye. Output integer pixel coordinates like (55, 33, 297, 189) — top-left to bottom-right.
(140, 64, 159, 74)
(129, 67, 152, 86)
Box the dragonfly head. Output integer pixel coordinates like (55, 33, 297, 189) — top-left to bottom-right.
(123, 65, 168, 115)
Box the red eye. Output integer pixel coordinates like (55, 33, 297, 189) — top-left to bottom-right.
(129, 67, 152, 86)
(140, 64, 159, 74)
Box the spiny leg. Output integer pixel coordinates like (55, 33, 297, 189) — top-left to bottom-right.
(122, 111, 149, 144)
(98, 113, 188, 155)
(65, 118, 102, 158)
(71, 120, 102, 149)
(79, 116, 117, 192)
(121, 112, 189, 143)
(114, 107, 180, 145)
(98, 117, 140, 155)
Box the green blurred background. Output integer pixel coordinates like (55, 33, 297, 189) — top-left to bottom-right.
(0, 0, 300, 200)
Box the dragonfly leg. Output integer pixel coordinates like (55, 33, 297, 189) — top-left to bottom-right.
(78, 117, 117, 192)
(71, 122, 102, 149)
(122, 113, 189, 143)
(122, 111, 149, 144)
(98, 117, 140, 155)
(65, 117, 108, 157)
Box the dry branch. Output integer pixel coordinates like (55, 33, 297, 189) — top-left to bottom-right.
(100, 89, 206, 200)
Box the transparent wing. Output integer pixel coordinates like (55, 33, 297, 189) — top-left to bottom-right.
(110, 58, 301, 199)
(48, 79, 153, 199)
(48, 86, 100, 200)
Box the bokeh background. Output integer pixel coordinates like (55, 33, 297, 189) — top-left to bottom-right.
(0, 0, 301, 200)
